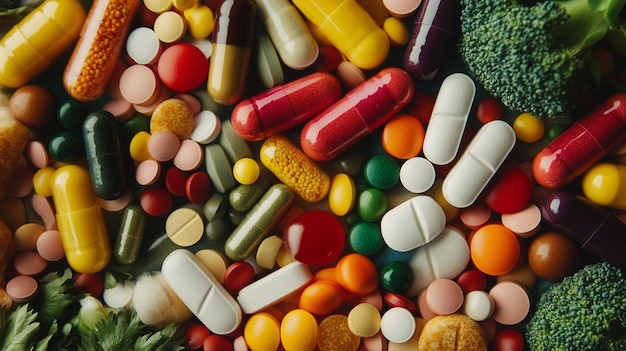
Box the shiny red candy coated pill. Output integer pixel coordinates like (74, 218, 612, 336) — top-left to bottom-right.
(231, 72, 342, 141)
(223, 261, 255, 294)
(165, 166, 188, 197)
(283, 210, 345, 266)
(140, 187, 173, 216)
(157, 43, 208, 93)
(492, 329, 525, 351)
(203, 335, 234, 351)
(483, 164, 532, 214)
(533, 93, 626, 188)
(383, 292, 417, 314)
(300, 67, 414, 162)
(455, 269, 488, 294)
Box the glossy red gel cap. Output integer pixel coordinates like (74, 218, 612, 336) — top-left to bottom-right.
(300, 67, 414, 162)
(231, 72, 341, 141)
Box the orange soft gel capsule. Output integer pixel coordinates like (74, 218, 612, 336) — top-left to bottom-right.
(470, 224, 520, 276)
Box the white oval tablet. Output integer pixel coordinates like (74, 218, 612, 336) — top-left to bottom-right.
(237, 261, 312, 314)
(126, 27, 161, 65)
(400, 157, 436, 193)
(161, 249, 242, 335)
(381, 195, 446, 252)
(423, 73, 475, 166)
(463, 290, 494, 322)
(190, 110, 222, 144)
(407, 226, 470, 296)
(442, 120, 516, 208)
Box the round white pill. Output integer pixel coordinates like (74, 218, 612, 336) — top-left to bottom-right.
(463, 290, 495, 321)
(380, 307, 416, 343)
(126, 27, 161, 65)
(400, 157, 436, 193)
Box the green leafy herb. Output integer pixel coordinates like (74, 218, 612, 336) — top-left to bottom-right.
(0, 304, 41, 351)
(35, 269, 80, 325)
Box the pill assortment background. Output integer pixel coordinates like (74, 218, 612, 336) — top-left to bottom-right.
(0, 0, 625, 350)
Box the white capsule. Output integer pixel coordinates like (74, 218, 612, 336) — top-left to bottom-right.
(423, 73, 475, 165)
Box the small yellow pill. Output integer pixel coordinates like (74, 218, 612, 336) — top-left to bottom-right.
(244, 312, 281, 351)
(256, 235, 283, 270)
(195, 249, 228, 283)
(183, 4, 214, 39)
(281, 309, 318, 351)
(144, 0, 172, 13)
(347, 303, 381, 337)
(383, 16, 410, 46)
(233, 157, 260, 185)
(328, 173, 356, 216)
(260, 135, 330, 203)
(172, 0, 196, 11)
(129, 131, 153, 163)
(513, 112, 545, 143)
(32, 167, 56, 197)
(153, 11, 187, 44)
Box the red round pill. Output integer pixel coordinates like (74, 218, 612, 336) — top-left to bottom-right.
(165, 166, 188, 197)
(203, 334, 234, 351)
(223, 261, 255, 295)
(383, 292, 417, 314)
(186, 171, 212, 204)
(283, 210, 345, 266)
(140, 187, 173, 216)
(157, 43, 208, 92)
(483, 164, 532, 214)
(455, 269, 488, 294)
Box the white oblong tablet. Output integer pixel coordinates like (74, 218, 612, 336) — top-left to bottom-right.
(380, 195, 446, 252)
(407, 226, 470, 296)
(161, 249, 242, 335)
(423, 73, 475, 165)
(237, 261, 312, 314)
(442, 120, 516, 208)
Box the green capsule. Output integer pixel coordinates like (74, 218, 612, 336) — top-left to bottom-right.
(114, 205, 146, 265)
(83, 110, 127, 200)
(225, 184, 293, 261)
(358, 188, 388, 222)
(229, 170, 272, 212)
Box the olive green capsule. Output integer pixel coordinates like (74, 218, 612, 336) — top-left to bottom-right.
(114, 205, 146, 265)
(83, 110, 127, 200)
(225, 184, 293, 261)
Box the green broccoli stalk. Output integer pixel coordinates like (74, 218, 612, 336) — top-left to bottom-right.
(459, 0, 626, 118)
(526, 262, 626, 350)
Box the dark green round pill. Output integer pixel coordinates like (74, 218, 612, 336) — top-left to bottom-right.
(380, 260, 414, 293)
(349, 221, 384, 256)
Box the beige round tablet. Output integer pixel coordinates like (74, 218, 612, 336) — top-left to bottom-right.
(195, 249, 228, 283)
(382, 0, 421, 17)
(119, 64, 160, 105)
(255, 235, 284, 270)
(501, 203, 542, 237)
(348, 303, 381, 337)
(154, 11, 187, 44)
(136, 159, 162, 186)
(166, 208, 204, 246)
(336, 61, 366, 90)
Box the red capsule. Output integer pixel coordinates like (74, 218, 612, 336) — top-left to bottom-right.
(533, 93, 626, 188)
(300, 67, 414, 162)
(231, 72, 342, 141)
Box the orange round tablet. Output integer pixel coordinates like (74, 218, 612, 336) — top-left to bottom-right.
(299, 280, 344, 316)
(381, 114, 425, 159)
(335, 253, 378, 295)
(470, 224, 520, 276)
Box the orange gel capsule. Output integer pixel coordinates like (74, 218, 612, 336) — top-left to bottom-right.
(0, 0, 86, 88)
(51, 165, 111, 273)
(63, 0, 141, 101)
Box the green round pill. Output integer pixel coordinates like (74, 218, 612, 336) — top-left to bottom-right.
(363, 154, 400, 190)
(547, 123, 570, 141)
(380, 261, 414, 293)
(358, 188, 388, 222)
(58, 99, 88, 131)
(349, 221, 384, 256)
(48, 131, 83, 162)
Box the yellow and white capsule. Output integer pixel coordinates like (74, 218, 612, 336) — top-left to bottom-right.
(260, 135, 330, 202)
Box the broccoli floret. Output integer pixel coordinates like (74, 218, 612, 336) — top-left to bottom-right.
(526, 262, 626, 350)
(459, 0, 626, 118)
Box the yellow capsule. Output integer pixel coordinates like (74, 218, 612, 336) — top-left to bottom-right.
(50, 164, 111, 273)
(281, 309, 318, 351)
(0, 0, 86, 88)
(260, 135, 330, 202)
(582, 162, 626, 210)
(328, 173, 356, 216)
(244, 312, 281, 351)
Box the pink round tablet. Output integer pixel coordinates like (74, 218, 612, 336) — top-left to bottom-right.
(417, 290, 437, 321)
(31, 194, 57, 230)
(6, 275, 38, 303)
(36, 229, 66, 262)
(98, 188, 134, 212)
(459, 202, 492, 230)
(186, 171, 212, 204)
(501, 203, 542, 238)
(425, 278, 464, 315)
(103, 98, 135, 121)
(175, 93, 202, 115)
(136, 159, 162, 186)
(382, 0, 421, 17)
(165, 166, 188, 197)
(488, 281, 530, 325)
(119, 64, 160, 105)
(148, 130, 181, 161)
(25, 140, 51, 169)
(13, 251, 47, 276)
(173, 139, 204, 171)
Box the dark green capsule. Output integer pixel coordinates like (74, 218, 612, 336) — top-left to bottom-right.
(83, 110, 127, 200)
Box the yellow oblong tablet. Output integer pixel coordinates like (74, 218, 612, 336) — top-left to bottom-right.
(328, 173, 356, 216)
(260, 135, 330, 202)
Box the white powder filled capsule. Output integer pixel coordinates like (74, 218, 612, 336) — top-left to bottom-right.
(161, 249, 242, 335)
(442, 120, 516, 209)
(423, 73, 475, 165)
(380, 195, 446, 252)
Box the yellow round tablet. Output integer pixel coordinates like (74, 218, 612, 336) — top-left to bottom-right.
(347, 303, 381, 337)
(195, 249, 228, 283)
(233, 157, 260, 185)
(165, 208, 204, 246)
(153, 11, 187, 44)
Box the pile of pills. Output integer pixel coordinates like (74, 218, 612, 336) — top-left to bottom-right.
(1, 0, 626, 350)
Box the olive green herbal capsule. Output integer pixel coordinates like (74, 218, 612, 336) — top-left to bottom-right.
(114, 205, 147, 265)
